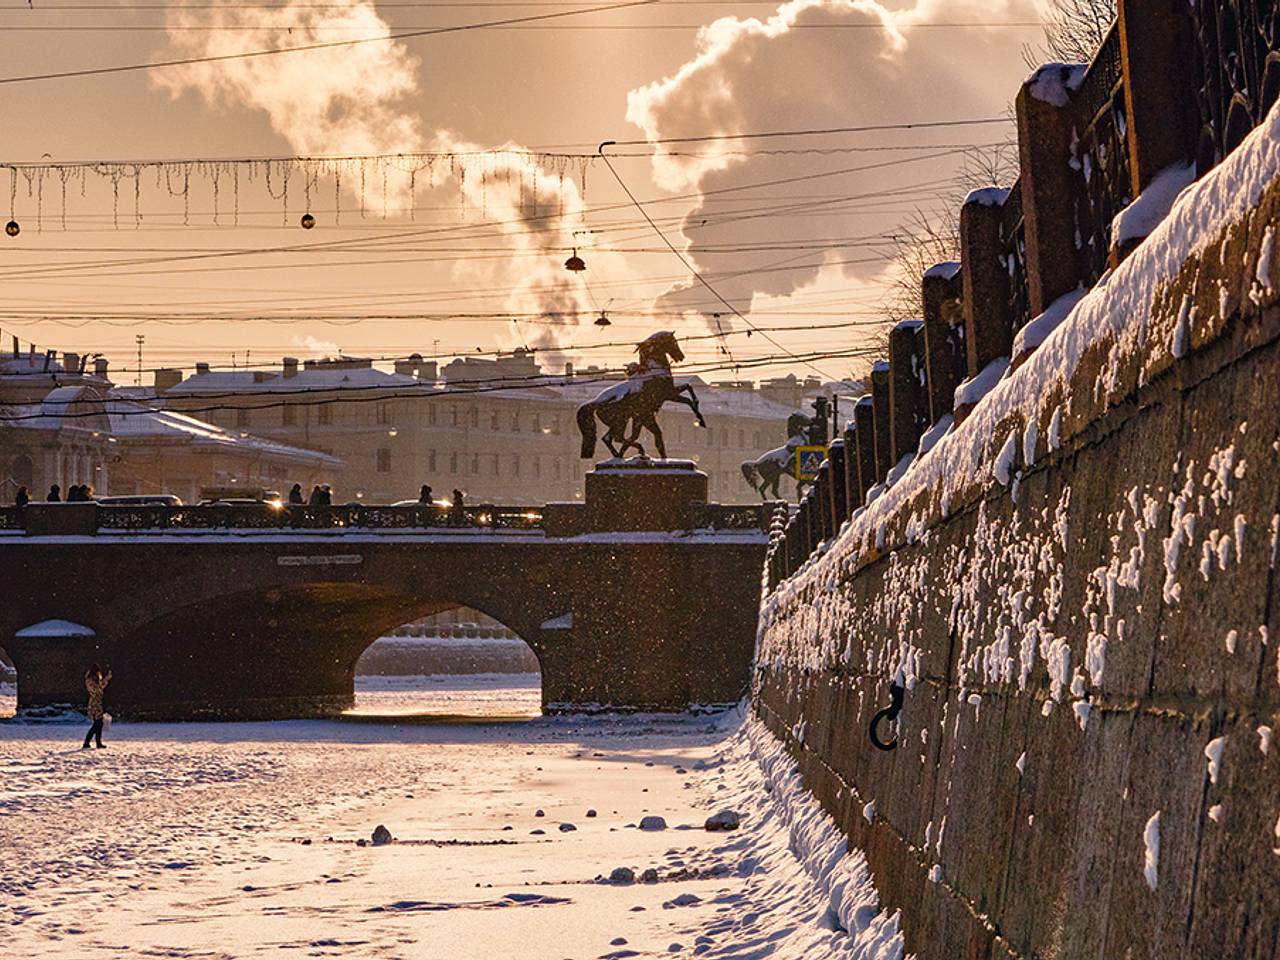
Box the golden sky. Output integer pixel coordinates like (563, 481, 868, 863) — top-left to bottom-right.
(0, 0, 1046, 384)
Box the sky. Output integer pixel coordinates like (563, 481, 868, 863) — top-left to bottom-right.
(0, 0, 1048, 386)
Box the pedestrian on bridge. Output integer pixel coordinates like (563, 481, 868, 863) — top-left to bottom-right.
(14, 486, 29, 508)
(47, 484, 61, 502)
(419, 484, 433, 505)
(307, 485, 323, 506)
(82, 664, 112, 749)
(288, 483, 304, 505)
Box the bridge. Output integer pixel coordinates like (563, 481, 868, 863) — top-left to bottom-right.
(0, 460, 776, 720)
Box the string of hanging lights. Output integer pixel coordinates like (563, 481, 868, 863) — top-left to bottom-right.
(0, 150, 594, 234)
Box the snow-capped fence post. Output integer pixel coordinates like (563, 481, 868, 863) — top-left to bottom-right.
(959, 191, 1013, 379)
(888, 321, 928, 466)
(869, 361, 892, 485)
(827, 439, 848, 531)
(852, 397, 876, 505)
(815, 461, 832, 545)
(1016, 64, 1088, 318)
(921, 263, 967, 422)
(1117, 0, 1198, 197)
(840, 423, 858, 520)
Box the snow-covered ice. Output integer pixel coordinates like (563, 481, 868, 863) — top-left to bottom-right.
(0, 685, 905, 959)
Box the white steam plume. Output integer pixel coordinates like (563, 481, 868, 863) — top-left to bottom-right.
(625, 0, 1037, 328)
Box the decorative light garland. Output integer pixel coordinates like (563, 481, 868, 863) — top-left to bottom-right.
(1, 151, 594, 233)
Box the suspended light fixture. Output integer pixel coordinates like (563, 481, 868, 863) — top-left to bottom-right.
(594, 311, 611, 327)
(564, 248, 586, 272)
(300, 212, 316, 230)
(5, 220, 18, 237)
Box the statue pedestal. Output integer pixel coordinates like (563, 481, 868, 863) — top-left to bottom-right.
(585, 458, 708, 532)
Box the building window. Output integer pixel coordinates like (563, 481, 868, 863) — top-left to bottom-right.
(511, 413, 520, 432)
(753, 431, 761, 447)
(533, 456, 541, 479)
(532, 413, 541, 433)
(377, 402, 390, 425)
(738, 429, 745, 447)
(491, 411, 500, 430)
(720, 428, 729, 447)
(377, 448, 392, 473)
(491, 453, 500, 476)
(552, 415, 561, 436)
(429, 404, 437, 425)
(236, 408, 249, 427)
(553, 458, 561, 480)
(282, 405, 295, 426)
(512, 454, 520, 477)
(318, 405, 332, 426)
(450, 451, 458, 475)
(450, 406, 459, 427)
(469, 407, 479, 428)
(470, 453, 479, 475)
(428, 449, 437, 472)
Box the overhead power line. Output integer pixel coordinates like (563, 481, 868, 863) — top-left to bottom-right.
(0, 0, 658, 85)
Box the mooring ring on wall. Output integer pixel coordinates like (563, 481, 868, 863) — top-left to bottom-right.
(869, 680, 905, 751)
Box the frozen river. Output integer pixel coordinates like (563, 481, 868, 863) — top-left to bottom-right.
(0, 677, 905, 959)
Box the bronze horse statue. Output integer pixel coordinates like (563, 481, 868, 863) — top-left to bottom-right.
(740, 412, 817, 500)
(577, 331, 706, 459)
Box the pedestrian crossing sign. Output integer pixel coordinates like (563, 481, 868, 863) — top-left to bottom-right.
(794, 445, 826, 481)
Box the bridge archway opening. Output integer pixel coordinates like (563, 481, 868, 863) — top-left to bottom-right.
(350, 606, 543, 720)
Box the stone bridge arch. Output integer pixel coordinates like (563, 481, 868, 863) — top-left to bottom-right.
(0, 463, 769, 718)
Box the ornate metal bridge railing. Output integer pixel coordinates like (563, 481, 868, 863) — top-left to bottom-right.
(690, 502, 774, 533)
(1071, 23, 1132, 283)
(0, 503, 546, 533)
(999, 180, 1030, 333)
(1190, 0, 1280, 174)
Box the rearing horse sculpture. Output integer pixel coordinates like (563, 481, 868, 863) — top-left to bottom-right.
(577, 331, 706, 459)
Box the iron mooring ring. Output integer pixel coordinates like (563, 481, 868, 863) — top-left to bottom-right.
(869, 680, 905, 751)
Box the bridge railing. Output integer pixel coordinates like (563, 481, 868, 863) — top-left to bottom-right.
(0, 501, 774, 535)
(690, 502, 776, 533)
(0, 503, 546, 533)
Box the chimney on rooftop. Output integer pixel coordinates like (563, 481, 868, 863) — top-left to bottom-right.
(154, 368, 184, 392)
(282, 356, 299, 378)
(93, 357, 109, 379)
(564, 361, 574, 380)
(63, 352, 80, 376)
(196, 361, 210, 375)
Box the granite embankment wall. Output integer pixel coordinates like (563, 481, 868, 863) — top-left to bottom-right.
(752, 175, 1280, 954)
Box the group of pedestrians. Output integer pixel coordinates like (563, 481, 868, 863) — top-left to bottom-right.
(10, 483, 96, 506)
(286, 483, 333, 506)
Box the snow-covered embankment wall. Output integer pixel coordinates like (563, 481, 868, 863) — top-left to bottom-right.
(751, 114, 1280, 959)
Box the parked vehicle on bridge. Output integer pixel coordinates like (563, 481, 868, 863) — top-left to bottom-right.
(97, 495, 184, 507)
(198, 485, 284, 508)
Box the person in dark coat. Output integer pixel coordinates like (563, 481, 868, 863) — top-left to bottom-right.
(418, 484, 433, 504)
(82, 663, 112, 749)
(47, 484, 61, 502)
(307, 485, 322, 506)
(67, 484, 85, 502)
(450, 488, 465, 525)
(288, 483, 304, 504)
(319, 485, 333, 506)
(14, 486, 29, 507)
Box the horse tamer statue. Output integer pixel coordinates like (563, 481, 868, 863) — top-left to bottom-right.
(577, 331, 706, 459)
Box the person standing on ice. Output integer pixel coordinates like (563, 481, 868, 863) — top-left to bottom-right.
(82, 664, 112, 749)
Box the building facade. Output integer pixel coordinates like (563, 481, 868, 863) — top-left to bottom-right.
(160, 351, 819, 504)
(1, 349, 342, 504)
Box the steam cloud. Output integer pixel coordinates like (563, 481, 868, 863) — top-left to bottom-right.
(625, 0, 1038, 328)
(153, 0, 613, 356)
